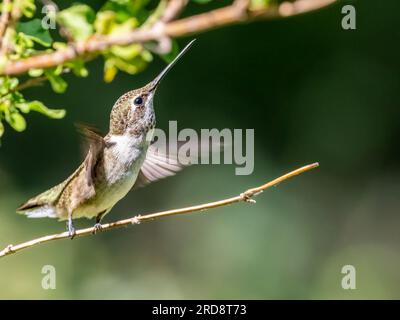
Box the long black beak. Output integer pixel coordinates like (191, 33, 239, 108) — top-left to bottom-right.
(149, 39, 196, 91)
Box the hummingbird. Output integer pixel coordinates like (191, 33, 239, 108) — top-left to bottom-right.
(17, 40, 196, 239)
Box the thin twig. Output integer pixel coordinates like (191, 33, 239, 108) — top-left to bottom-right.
(14, 68, 70, 91)
(0, 76, 47, 104)
(0, 162, 319, 258)
(161, 0, 188, 23)
(0, 69, 70, 103)
(14, 75, 48, 91)
(143, 0, 188, 54)
(1, 0, 337, 76)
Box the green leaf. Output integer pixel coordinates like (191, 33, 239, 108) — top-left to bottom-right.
(103, 53, 148, 82)
(20, 0, 36, 18)
(0, 78, 8, 95)
(45, 70, 68, 93)
(141, 49, 152, 62)
(6, 111, 26, 132)
(110, 44, 142, 60)
(0, 77, 19, 94)
(101, 0, 146, 23)
(13, 31, 36, 57)
(104, 58, 118, 82)
(94, 11, 116, 34)
(28, 68, 44, 77)
(0, 121, 4, 137)
(16, 102, 30, 113)
(53, 41, 67, 50)
(250, 0, 271, 10)
(54, 64, 64, 75)
(10, 91, 24, 104)
(16, 19, 52, 47)
(8, 77, 18, 90)
(65, 59, 89, 77)
(95, 13, 138, 36)
(57, 4, 96, 41)
(23, 101, 66, 119)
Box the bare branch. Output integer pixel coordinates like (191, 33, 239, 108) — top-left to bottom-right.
(1, 0, 337, 76)
(0, 162, 319, 258)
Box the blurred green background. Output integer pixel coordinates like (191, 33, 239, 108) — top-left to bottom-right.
(1, 0, 400, 299)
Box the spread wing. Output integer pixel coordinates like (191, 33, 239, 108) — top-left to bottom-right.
(69, 125, 105, 208)
(133, 136, 224, 189)
(133, 144, 186, 188)
(17, 125, 105, 215)
(77, 124, 105, 187)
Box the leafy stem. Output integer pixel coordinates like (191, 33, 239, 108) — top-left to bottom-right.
(0, 0, 337, 140)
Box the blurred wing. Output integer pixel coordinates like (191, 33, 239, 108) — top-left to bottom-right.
(76, 123, 105, 185)
(133, 135, 225, 189)
(17, 125, 106, 215)
(67, 124, 107, 210)
(134, 145, 185, 188)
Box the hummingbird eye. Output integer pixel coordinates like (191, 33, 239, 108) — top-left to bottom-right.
(133, 96, 143, 106)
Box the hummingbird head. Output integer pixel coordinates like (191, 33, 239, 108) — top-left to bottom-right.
(109, 40, 195, 136)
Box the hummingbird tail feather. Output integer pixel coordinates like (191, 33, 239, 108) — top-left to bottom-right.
(18, 204, 58, 218)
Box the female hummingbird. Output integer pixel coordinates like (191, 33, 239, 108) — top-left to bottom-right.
(17, 40, 196, 238)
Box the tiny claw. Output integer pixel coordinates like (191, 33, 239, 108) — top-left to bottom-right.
(92, 223, 103, 234)
(68, 230, 76, 239)
(69, 229, 76, 240)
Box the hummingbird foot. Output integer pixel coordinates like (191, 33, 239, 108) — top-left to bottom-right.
(92, 223, 103, 234)
(66, 220, 76, 239)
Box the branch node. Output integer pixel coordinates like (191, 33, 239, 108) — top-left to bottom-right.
(3, 244, 15, 256)
(131, 215, 141, 225)
(240, 191, 256, 203)
(148, 34, 172, 54)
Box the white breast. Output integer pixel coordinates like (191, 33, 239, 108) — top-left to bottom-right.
(73, 134, 150, 219)
(106, 134, 147, 182)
